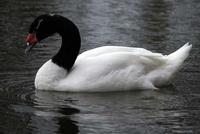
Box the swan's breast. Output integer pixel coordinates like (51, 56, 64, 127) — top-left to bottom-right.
(35, 60, 67, 90)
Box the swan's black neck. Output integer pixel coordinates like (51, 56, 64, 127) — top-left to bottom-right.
(51, 16, 81, 71)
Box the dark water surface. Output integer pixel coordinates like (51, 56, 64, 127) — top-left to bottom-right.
(0, 0, 200, 133)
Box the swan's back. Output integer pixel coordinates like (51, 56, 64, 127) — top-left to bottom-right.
(78, 46, 162, 59)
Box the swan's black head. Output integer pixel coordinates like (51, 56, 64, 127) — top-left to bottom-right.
(25, 14, 57, 52)
(25, 14, 80, 54)
(25, 14, 81, 70)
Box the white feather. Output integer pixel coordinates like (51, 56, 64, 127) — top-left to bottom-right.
(35, 43, 192, 92)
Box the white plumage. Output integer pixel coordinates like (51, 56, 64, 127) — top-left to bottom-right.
(35, 43, 192, 92)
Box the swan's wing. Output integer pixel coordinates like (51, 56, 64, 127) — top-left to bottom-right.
(76, 52, 165, 79)
(59, 52, 166, 91)
(77, 49, 166, 75)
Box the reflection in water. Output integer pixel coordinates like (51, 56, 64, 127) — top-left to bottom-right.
(30, 90, 198, 133)
(7, 89, 200, 133)
(56, 109, 79, 134)
(32, 91, 80, 134)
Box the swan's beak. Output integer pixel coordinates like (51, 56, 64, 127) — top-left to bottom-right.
(25, 42, 35, 54)
(25, 33, 38, 54)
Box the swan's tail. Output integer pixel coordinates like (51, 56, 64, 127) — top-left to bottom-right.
(167, 42, 192, 67)
(150, 43, 192, 87)
(164, 42, 192, 82)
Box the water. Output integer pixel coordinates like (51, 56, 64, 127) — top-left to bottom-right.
(0, 0, 200, 133)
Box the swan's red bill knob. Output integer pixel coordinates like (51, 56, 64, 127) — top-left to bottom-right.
(25, 33, 38, 54)
(26, 33, 38, 44)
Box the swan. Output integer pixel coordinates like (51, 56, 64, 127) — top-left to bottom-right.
(25, 14, 192, 92)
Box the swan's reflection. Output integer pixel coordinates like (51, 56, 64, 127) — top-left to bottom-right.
(32, 90, 80, 134)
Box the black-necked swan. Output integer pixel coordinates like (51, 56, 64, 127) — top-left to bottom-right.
(25, 14, 192, 92)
